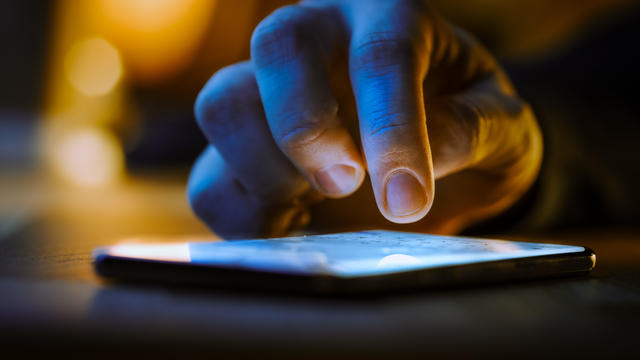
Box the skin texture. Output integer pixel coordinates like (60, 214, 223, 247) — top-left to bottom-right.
(188, 0, 543, 239)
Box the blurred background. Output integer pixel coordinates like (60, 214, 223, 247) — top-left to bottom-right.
(1, 0, 639, 267)
(2, 3, 639, 355)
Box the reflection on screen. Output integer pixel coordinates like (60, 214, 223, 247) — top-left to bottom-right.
(102, 231, 585, 277)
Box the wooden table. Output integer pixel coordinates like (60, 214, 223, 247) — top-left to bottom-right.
(1, 173, 639, 358)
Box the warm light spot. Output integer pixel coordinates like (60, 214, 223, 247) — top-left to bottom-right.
(377, 254, 421, 268)
(99, 0, 203, 32)
(95, 0, 217, 82)
(65, 38, 122, 96)
(51, 127, 124, 187)
(107, 242, 191, 262)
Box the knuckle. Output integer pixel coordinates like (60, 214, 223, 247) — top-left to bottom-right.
(275, 111, 329, 152)
(447, 96, 483, 131)
(451, 93, 534, 164)
(250, 5, 311, 66)
(188, 184, 214, 223)
(351, 33, 418, 74)
(366, 109, 412, 137)
(187, 151, 221, 221)
(188, 174, 218, 224)
(187, 147, 242, 228)
(446, 96, 487, 157)
(429, 97, 479, 163)
(194, 63, 252, 138)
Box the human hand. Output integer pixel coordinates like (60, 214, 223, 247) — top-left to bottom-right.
(188, 0, 542, 238)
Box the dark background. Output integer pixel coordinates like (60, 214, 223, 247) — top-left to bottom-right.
(2, 1, 638, 233)
(1, 1, 639, 357)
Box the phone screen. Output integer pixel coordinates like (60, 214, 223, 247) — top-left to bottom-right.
(97, 230, 588, 277)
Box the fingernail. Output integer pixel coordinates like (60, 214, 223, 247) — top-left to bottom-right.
(315, 164, 358, 195)
(385, 170, 427, 217)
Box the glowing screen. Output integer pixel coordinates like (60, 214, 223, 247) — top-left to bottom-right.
(98, 230, 586, 277)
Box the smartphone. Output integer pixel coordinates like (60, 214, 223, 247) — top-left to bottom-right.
(93, 230, 595, 294)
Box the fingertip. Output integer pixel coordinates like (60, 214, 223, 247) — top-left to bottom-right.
(313, 162, 365, 198)
(379, 168, 433, 224)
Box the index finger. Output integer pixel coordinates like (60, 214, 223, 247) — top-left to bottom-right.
(347, 3, 435, 223)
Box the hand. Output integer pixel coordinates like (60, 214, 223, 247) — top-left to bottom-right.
(188, 0, 542, 238)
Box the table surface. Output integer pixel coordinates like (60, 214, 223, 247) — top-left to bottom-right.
(1, 172, 639, 357)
